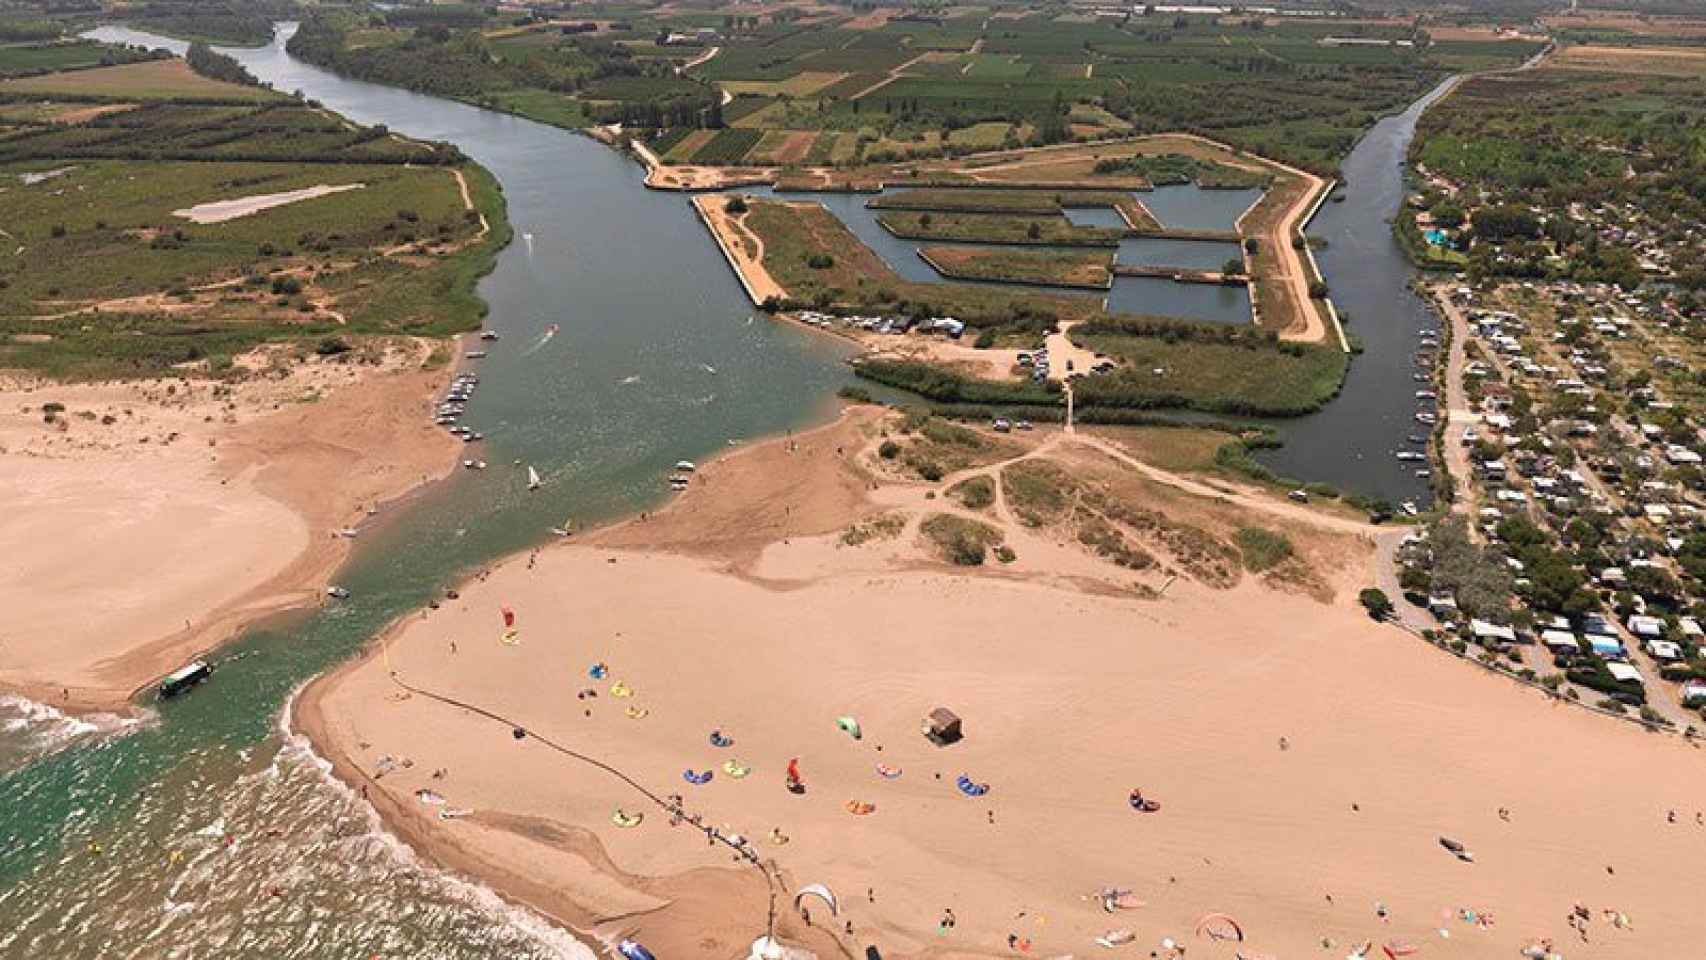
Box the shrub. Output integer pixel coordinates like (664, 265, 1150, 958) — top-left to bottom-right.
(1235, 527, 1293, 572)
(921, 513, 1003, 566)
(726, 195, 748, 214)
(50, 224, 66, 238)
(806, 253, 835, 269)
(1359, 587, 1394, 621)
(878, 440, 901, 459)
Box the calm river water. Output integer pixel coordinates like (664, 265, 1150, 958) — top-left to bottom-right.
(0, 26, 1447, 956)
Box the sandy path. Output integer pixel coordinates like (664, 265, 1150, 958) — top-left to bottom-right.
(846, 51, 930, 101)
(450, 168, 490, 240)
(677, 45, 721, 74)
(172, 183, 365, 224)
(0, 342, 459, 711)
(693, 195, 786, 305)
(300, 410, 1706, 960)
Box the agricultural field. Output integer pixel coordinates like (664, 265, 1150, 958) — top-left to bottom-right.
(1549, 43, 1706, 76)
(280, 4, 1541, 175)
(0, 39, 152, 78)
(0, 58, 280, 100)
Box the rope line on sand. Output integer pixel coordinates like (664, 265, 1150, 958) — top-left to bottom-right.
(377, 663, 783, 942)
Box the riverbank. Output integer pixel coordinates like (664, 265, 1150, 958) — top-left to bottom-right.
(0, 338, 461, 713)
(296, 400, 1706, 960)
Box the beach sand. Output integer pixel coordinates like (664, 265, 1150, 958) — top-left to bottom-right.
(297, 407, 1706, 960)
(0, 339, 459, 711)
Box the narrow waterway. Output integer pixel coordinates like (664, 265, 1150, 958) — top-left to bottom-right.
(0, 23, 857, 959)
(1253, 76, 1460, 506)
(2, 29, 1454, 955)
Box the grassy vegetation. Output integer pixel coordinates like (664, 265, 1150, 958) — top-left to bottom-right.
(1071, 317, 1349, 416)
(921, 245, 1112, 289)
(921, 513, 1007, 565)
(1002, 459, 1074, 527)
(0, 50, 507, 378)
(841, 511, 905, 546)
(946, 474, 995, 509)
(877, 210, 1121, 247)
(1095, 425, 1237, 474)
(884, 412, 1020, 481)
(1234, 526, 1294, 573)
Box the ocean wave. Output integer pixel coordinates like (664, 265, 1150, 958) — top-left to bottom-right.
(277, 683, 600, 960)
(0, 695, 144, 760)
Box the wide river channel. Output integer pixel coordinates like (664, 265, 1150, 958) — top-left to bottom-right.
(0, 24, 1448, 958)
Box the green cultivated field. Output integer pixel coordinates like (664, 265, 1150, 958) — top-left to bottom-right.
(272, 5, 1541, 174)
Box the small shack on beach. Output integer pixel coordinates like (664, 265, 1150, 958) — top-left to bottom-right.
(923, 708, 963, 745)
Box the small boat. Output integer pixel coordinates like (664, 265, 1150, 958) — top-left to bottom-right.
(335, 527, 360, 538)
(1395, 451, 1424, 461)
(1407, 435, 1425, 444)
(675, 460, 696, 472)
(1401, 500, 1419, 516)
(464, 350, 487, 359)
(157, 660, 212, 700)
(1415, 390, 1437, 399)
(479, 330, 500, 341)
(461, 434, 479, 443)
(1288, 489, 1309, 503)
(463, 459, 477, 469)
(475, 461, 487, 470)
(1415, 469, 1432, 478)
(326, 585, 350, 599)
(527, 466, 542, 490)
(618, 941, 657, 960)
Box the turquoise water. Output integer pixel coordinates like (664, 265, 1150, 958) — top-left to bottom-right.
(0, 24, 858, 957)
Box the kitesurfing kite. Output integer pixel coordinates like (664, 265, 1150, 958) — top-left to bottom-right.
(794, 883, 839, 917)
(1196, 913, 1244, 942)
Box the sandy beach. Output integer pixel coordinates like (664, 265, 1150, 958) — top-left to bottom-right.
(0, 339, 459, 712)
(295, 406, 1706, 960)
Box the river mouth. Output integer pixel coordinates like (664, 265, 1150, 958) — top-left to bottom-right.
(0, 22, 859, 958)
(0, 23, 1442, 954)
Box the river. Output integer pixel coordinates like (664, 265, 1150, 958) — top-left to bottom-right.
(1253, 76, 1460, 506)
(0, 26, 1449, 955)
(0, 23, 857, 959)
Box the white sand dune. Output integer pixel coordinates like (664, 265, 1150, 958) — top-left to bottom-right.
(172, 183, 365, 224)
